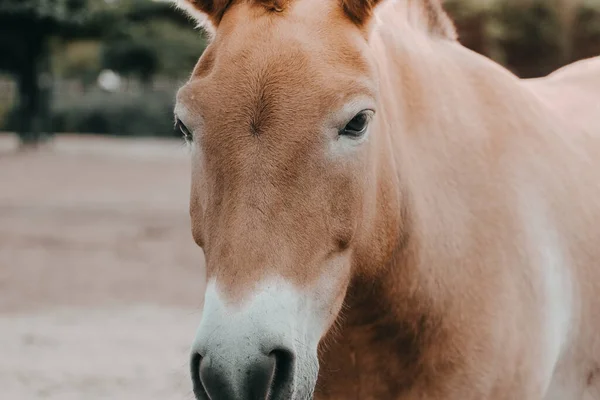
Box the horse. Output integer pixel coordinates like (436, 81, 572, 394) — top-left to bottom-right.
(172, 0, 600, 398)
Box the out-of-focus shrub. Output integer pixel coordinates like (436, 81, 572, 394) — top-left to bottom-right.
(0, 100, 13, 127)
(489, 1, 564, 77)
(52, 40, 103, 89)
(0, 81, 184, 137)
(446, 0, 600, 78)
(50, 90, 178, 137)
(573, 0, 600, 60)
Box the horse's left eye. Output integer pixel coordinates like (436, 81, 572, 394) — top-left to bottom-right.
(340, 111, 372, 138)
(176, 118, 193, 142)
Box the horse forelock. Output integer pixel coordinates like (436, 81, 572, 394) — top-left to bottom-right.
(254, 0, 293, 11)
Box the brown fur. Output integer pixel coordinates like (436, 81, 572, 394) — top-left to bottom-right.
(341, 0, 381, 25)
(255, 0, 290, 12)
(174, 0, 600, 398)
(185, 0, 231, 26)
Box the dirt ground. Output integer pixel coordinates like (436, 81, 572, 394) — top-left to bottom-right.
(0, 134, 206, 400)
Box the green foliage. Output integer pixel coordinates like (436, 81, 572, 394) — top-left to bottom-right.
(52, 39, 102, 82)
(0, 0, 203, 81)
(572, 1, 600, 59)
(142, 20, 207, 79)
(0, 0, 92, 74)
(0, 0, 100, 38)
(0, 0, 88, 20)
(2, 88, 180, 137)
(491, 1, 564, 76)
(0, 98, 14, 127)
(99, 0, 204, 82)
(0, 0, 204, 145)
(579, 0, 600, 35)
(49, 90, 179, 137)
(446, 0, 600, 77)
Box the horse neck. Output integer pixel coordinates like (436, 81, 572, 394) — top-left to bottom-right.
(316, 24, 553, 398)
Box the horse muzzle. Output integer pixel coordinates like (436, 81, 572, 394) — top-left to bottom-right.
(189, 279, 325, 400)
(191, 344, 295, 400)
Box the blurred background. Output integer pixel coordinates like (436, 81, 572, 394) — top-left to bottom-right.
(0, 0, 598, 399)
(1, 0, 600, 146)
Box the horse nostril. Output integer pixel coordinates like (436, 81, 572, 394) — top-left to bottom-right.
(268, 348, 295, 399)
(190, 353, 208, 400)
(190, 348, 295, 400)
(246, 352, 277, 399)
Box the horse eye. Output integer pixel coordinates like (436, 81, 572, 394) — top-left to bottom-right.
(176, 118, 193, 142)
(340, 111, 372, 138)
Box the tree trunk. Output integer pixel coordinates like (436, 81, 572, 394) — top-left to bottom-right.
(17, 32, 53, 149)
(555, 0, 578, 64)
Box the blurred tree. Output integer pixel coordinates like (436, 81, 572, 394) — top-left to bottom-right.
(490, 0, 564, 77)
(52, 39, 103, 90)
(0, 0, 97, 147)
(446, 0, 600, 78)
(0, 0, 204, 145)
(100, 0, 205, 89)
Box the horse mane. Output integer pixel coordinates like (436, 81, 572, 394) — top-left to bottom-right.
(407, 0, 457, 40)
(357, 0, 457, 40)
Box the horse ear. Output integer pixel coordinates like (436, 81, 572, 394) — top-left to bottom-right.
(340, 0, 384, 25)
(341, 0, 457, 40)
(173, 0, 231, 34)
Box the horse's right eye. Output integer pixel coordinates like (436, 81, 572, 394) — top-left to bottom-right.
(176, 118, 193, 142)
(340, 110, 373, 139)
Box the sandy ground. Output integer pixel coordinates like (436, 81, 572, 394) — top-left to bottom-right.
(0, 134, 206, 400)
